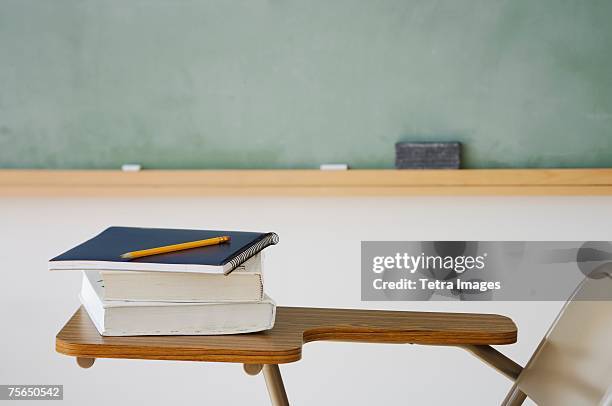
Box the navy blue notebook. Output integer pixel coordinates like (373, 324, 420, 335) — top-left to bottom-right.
(49, 226, 279, 274)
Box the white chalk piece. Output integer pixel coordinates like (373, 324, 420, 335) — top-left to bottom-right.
(121, 164, 142, 172)
(320, 163, 349, 170)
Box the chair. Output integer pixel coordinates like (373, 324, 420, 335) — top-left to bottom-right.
(56, 265, 612, 405)
(498, 264, 612, 406)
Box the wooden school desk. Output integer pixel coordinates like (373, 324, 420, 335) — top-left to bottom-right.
(56, 306, 518, 405)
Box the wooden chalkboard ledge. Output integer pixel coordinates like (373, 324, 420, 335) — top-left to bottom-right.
(1, 169, 612, 196)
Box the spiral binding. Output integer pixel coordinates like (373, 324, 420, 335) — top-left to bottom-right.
(227, 233, 279, 272)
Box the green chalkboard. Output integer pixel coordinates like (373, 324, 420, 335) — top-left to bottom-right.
(1, 0, 611, 169)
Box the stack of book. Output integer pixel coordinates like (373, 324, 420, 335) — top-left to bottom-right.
(49, 227, 279, 336)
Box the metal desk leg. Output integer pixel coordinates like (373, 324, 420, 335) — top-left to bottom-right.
(460, 345, 523, 381)
(263, 364, 289, 406)
(501, 384, 528, 406)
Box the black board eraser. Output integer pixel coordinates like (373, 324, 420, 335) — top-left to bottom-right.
(395, 142, 461, 169)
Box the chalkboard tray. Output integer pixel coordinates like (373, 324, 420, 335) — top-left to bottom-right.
(0, 169, 611, 196)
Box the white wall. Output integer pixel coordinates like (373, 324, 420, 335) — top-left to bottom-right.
(1, 196, 611, 405)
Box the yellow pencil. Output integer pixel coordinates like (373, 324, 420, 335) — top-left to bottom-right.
(121, 236, 231, 259)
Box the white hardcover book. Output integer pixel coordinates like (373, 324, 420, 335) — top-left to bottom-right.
(101, 254, 264, 302)
(79, 271, 276, 336)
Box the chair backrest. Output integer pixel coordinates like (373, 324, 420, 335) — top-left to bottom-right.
(509, 265, 612, 406)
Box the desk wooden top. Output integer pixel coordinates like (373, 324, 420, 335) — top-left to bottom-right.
(56, 306, 517, 364)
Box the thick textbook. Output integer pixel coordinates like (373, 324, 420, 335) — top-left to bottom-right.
(79, 271, 276, 336)
(49, 226, 279, 274)
(102, 254, 264, 302)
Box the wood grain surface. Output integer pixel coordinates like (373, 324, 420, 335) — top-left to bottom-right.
(3, 169, 612, 196)
(56, 307, 517, 364)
